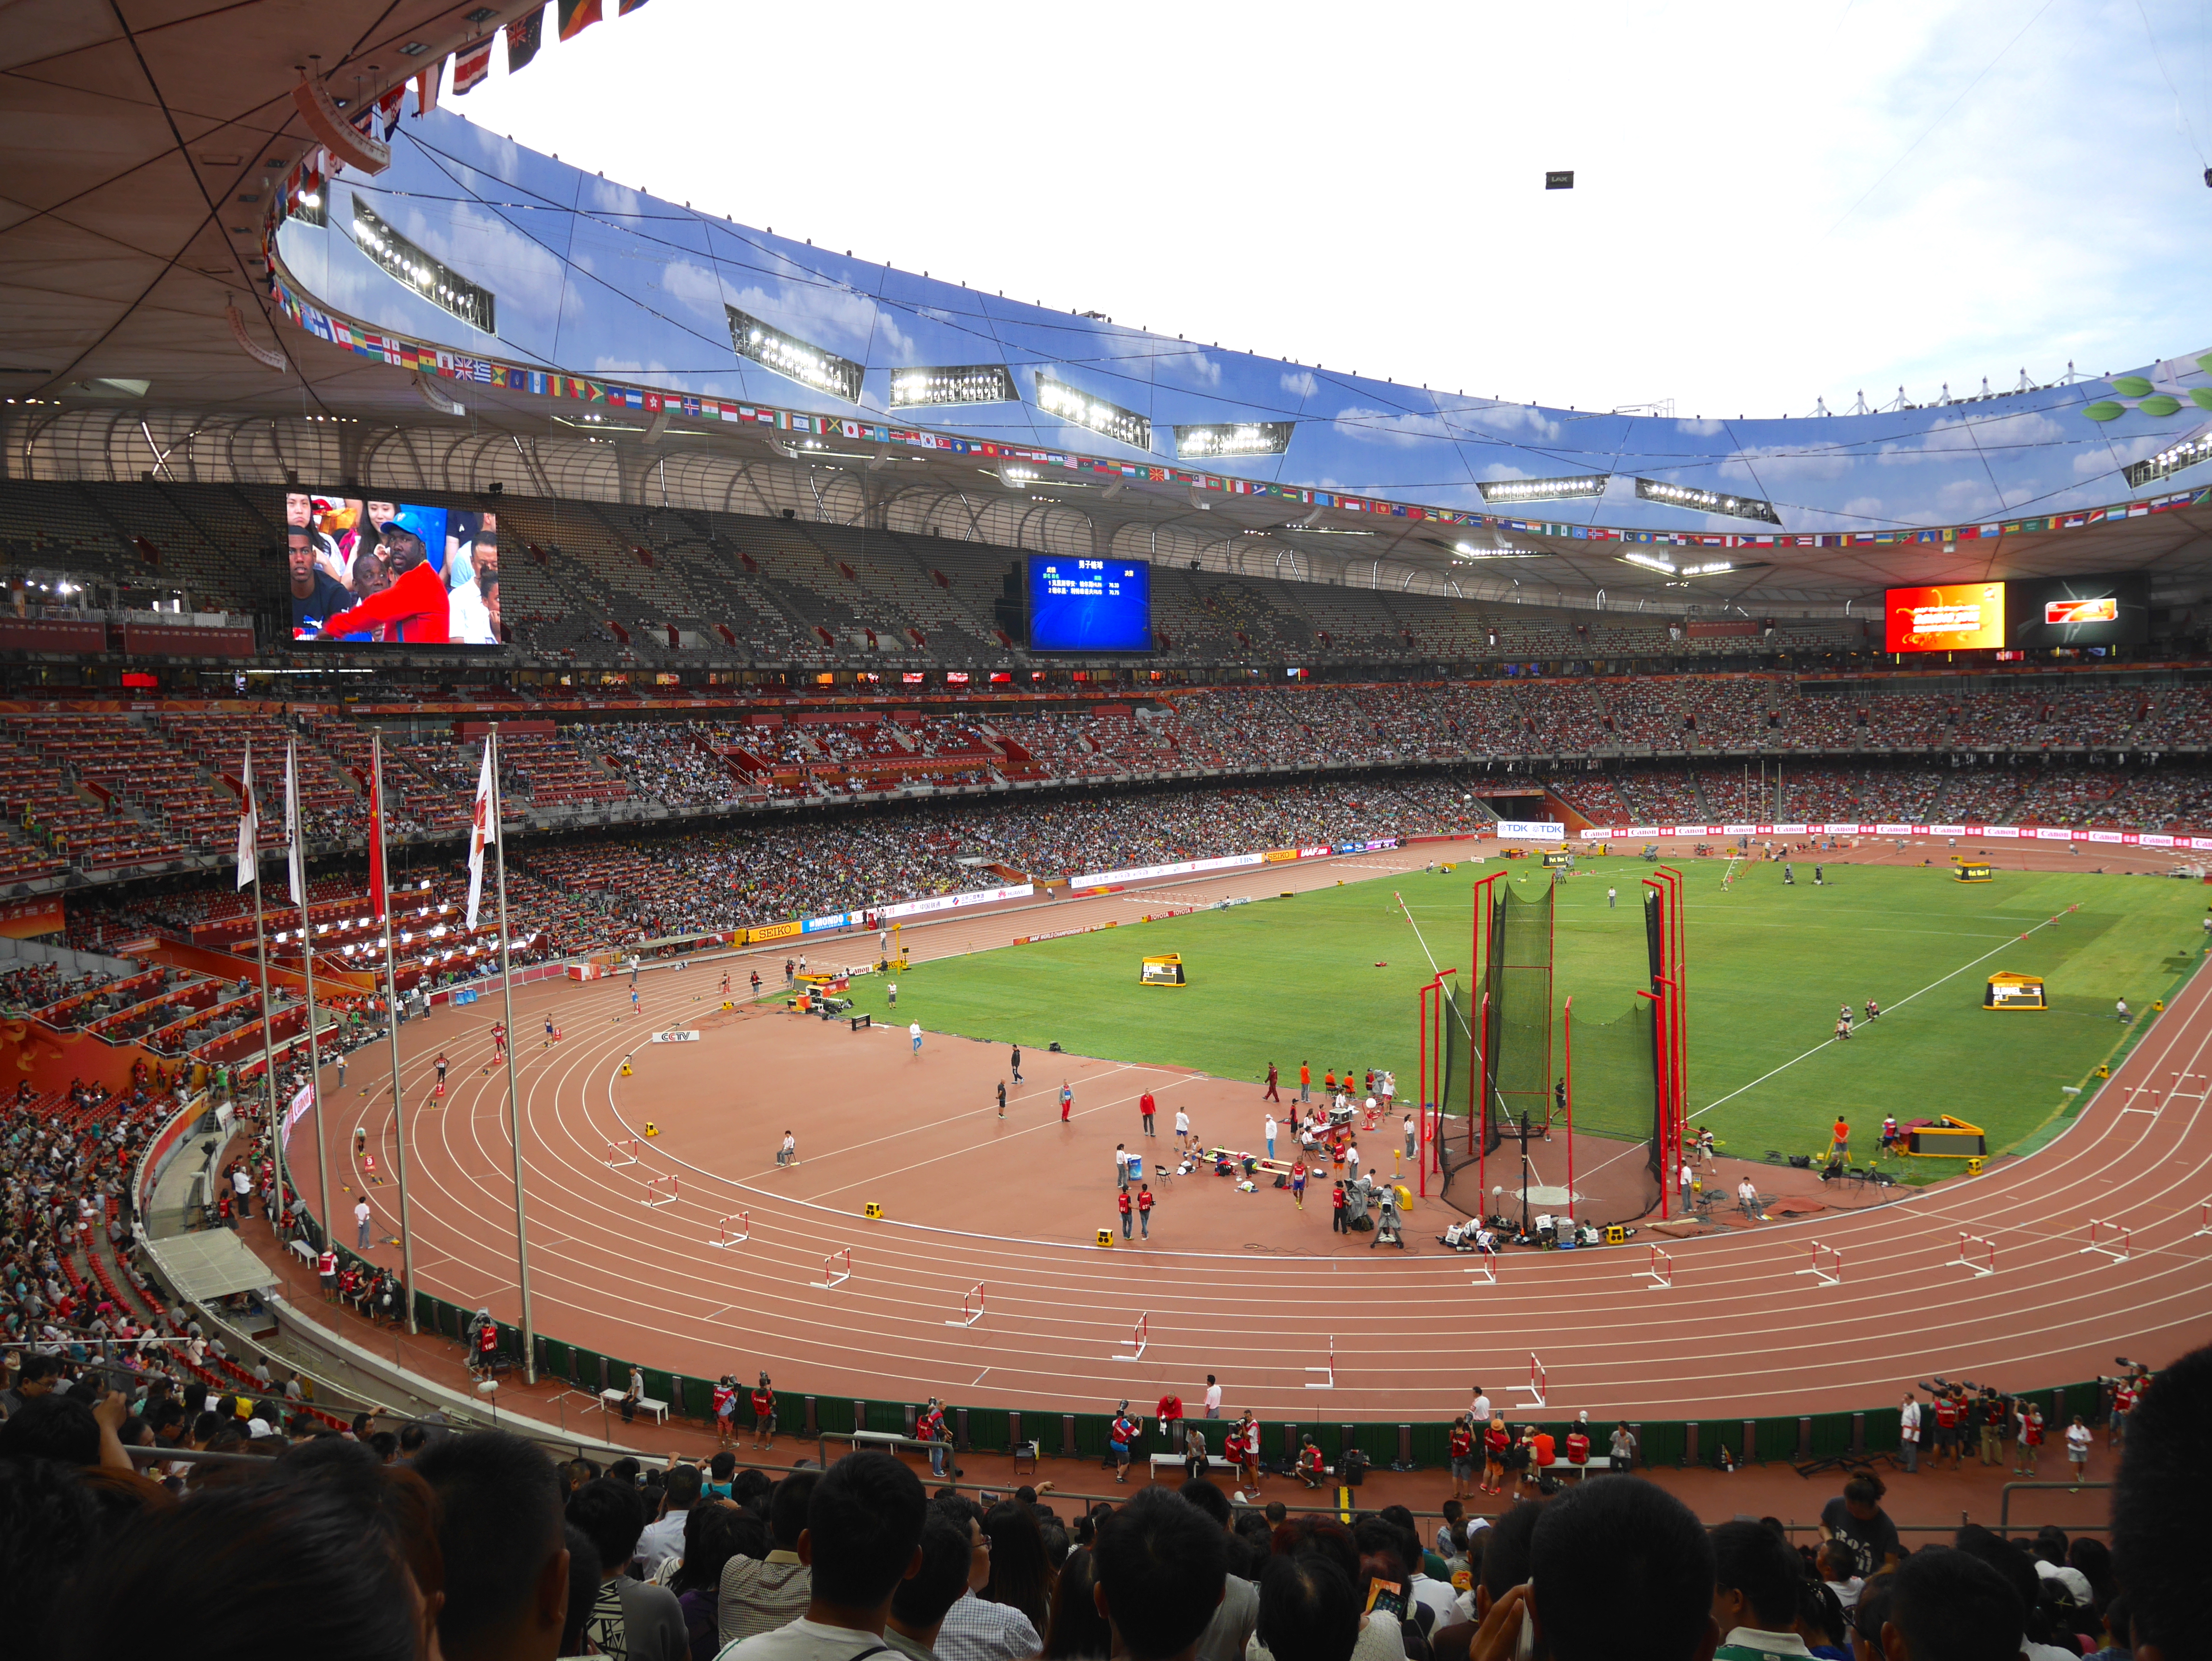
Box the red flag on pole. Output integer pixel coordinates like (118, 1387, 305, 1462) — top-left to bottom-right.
(369, 736, 388, 923)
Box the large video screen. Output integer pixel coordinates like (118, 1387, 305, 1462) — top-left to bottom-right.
(2006, 571, 2149, 649)
(283, 490, 501, 645)
(1885, 581, 2006, 653)
(1027, 556, 1152, 653)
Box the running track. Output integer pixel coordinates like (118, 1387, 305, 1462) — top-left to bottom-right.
(296, 867, 2212, 1424)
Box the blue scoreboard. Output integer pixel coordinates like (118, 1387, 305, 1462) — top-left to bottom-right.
(1026, 556, 1152, 652)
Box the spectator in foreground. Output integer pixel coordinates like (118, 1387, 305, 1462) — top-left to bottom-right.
(1485, 1477, 1714, 1661)
(1257, 1552, 1361, 1661)
(2115, 1341, 2212, 1661)
(1092, 1486, 1229, 1661)
(1709, 1519, 1808, 1661)
(1817, 1473, 1899, 1579)
(1175, 1478, 1259, 1661)
(886, 1513, 977, 1661)
(639, 1461, 703, 1578)
(719, 1470, 819, 1645)
(718, 1450, 927, 1661)
(1040, 1543, 1112, 1661)
(413, 1429, 571, 1661)
(1874, 1548, 2021, 1661)
(570, 1476, 687, 1661)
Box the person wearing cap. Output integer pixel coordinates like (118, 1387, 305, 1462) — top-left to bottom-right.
(316, 508, 450, 642)
(1108, 1403, 1136, 1482)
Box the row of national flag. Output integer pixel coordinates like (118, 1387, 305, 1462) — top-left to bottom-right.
(236, 738, 501, 935)
(439, 1, 652, 107)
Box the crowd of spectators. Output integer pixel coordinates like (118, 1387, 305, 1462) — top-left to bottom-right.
(1, 1339, 2200, 1661)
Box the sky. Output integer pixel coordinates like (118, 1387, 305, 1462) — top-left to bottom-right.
(453, 0, 2212, 421)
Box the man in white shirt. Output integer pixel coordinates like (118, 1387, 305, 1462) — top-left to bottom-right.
(717, 1452, 926, 1661)
(1898, 1392, 1921, 1473)
(636, 1463, 701, 1578)
(1815, 1541, 1863, 1610)
(1679, 1162, 1694, 1211)
(1203, 1374, 1222, 1419)
(1264, 1114, 1276, 1160)
(354, 1196, 373, 1250)
(1470, 1385, 1492, 1426)
(933, 1511, 1039, 1661)
(1174, 1107, 1191, 1149)
(909, 1020, 922, 1055)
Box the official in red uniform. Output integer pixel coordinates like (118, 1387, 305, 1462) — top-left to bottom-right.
(1117, 1187, 1133, 1239)
(751, 1374, 777, 1450)
(1139, 1091, 1157, 1137)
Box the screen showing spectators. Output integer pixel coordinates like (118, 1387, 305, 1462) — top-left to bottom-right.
(281, 490, 501, 646)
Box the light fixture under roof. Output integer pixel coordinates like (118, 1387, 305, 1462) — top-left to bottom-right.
(1633, 477, 1780, 524)
(887, 364, 1015, 408)
(1033, 371, 1151, 451)
(1174, 421, 1294, 460)
(2124, 424, 2212, 489)
(726, 306, 862, 403)
(1476, 473, 1609, 504)
(354, 198, 495, 334)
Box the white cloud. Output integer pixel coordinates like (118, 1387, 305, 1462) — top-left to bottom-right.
(1280, 370, 1317, 399)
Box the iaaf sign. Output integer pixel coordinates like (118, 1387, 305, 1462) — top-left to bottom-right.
(1495, 820, 1567, 841)
(649, 1029, 700, 1044)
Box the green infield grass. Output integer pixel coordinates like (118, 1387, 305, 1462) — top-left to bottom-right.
(838, 856, 2209, 1172)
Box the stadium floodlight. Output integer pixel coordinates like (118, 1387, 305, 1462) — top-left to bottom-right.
(726, 306, 863, 404)
(352, 198, 495, 334)
(1033, 371, 1152, 451)
(2123, 424, 2212, 489)
(1623, 551, 1677, 574)
(1680, 561, 1735, 577)
(1476, 473, 1609, 504)
(997, 466, 1039, 489)
(1452, 542, 1546, 561)
(1173, 421, 1294, 460)
(1633, 477, 1781, 524)
(887, 364, 1016, 408)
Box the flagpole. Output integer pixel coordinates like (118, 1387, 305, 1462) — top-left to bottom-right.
(490, 728, 537, 1383)
(372, 733, 419, 1333)
(243, 746, 284, 1230)
(291, 739, 333, 1254)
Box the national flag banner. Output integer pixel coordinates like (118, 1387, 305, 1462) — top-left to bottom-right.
(236, 741, 259, 890)
(466, 738, 496, 930)
(507, 7, 546, 72)
(557, 0, 603, 40)
(453, 37, 494, 95)
(378, 86, 405, 138)
(417, 58, 443, 116)
(284, 740, 306, 908)
(619, 0, 650, 12)
(369, 738, 388, 923)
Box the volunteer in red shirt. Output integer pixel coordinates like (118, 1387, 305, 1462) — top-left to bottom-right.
(712, 1376, 737, 1446)
(1139, 1091, 1157, 1137)
(1448, 1419, 1476, 1499)
(1109, 1409, 1137, 1483)
(316, 1246, 338, 1297)
(1933, 1387, 1963, 1470)
(1221, 1416, 1245, 1476)
(1299, 1436, 1326, 1489)
(1117, 1187, 1133, 1239)
(1564, 1421, 1591, 1473)
(1483, 1419, 1512, 1494)
(750, 1375, 777, 1450)
(1238, 1411, 1263, 1488)
(474, 1319, 497, 1372)
(2110, 1379, 2138, 1448)
(1135, 1183, 1155, 1239)
(919, 1397, 949, 1477)
(1156, 1390, 1184, 1452)
(316, 508, 450, 643)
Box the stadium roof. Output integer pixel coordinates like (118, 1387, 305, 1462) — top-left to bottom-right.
(3, 3, 2208, 614)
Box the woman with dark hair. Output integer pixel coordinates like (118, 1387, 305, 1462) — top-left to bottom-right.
(982, 1498, 1055, 1635)
(49, 1463, 446, 1661)
(1040, 1547, 1112, 1661)
(561, 1524, 604, 1660)
(670, 1504, 743, 1661)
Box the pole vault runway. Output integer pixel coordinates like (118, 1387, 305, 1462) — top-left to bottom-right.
(295, 852, 2212, 1424)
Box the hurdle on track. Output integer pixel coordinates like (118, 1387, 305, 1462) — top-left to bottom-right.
(2081, 1218, 2132, 1263)
(1469, 1250, 1498, 1286)
(1640, 1245, 1674, 1291)
(643, 1173, 679, 1208)
(1798, 1242, 1843, 1287)
(1304, 1334, 1336, 1390)
(811, 1248, 853, 1290)
(1953, 1232, 1996, 1277)
(708, 1213, 750, 1249)
(1110, 1313, 1150, 1363)
(606, 1138, 639, 1168)
(945, 1282, 985, 1328)
(2195, 1200, 2212, 1239)
(1514, 1353, 1547, 1410)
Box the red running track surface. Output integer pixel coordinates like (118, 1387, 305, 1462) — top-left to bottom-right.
(296, 882, 2212, 1424)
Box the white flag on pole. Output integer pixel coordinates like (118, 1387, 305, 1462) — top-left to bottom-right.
(235, 740, 259, 890)
(284, 739, 306, 907)
(466, 738, 495, 930)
